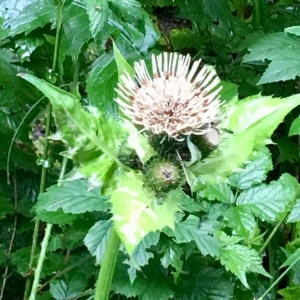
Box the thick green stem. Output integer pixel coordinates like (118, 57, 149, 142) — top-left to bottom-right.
(94, 228, 121, 300)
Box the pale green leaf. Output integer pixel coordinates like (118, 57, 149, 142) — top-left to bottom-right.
(173, 215, 221, 257)
(287, 199, 300, 223)
(285, 26, 300, 36)
(84, 220, 113, 264)
(123, 120, 157, 164)
(35, 180, 110, 214)
(84, 0, 108, 38)
(228, 147, 273, 189)
(111, 170, 179, 254)
(199, 182, 235, 203)
(225, 207, 256, 237)
(220, 244, 270, 288)
(0, 0, 56, 39)
(113, 42, 135, 81)
(289, 115, 300, 136)
(278, 286, 300, 300)
(237, 174, 298, 222)
(281, 247, 300, 269)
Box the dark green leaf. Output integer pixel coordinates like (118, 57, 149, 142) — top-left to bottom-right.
(35, 180, 110, 214)
(84, 0, 109, 39)
(174, 215, 221, 257)
(281, 247, 300, 269)
(278, 286, 300, 300)
(0, 193, 14, 219)
(0, 0, 56, 39)
(35, 209, 78, 226)
(220, 244, 270, 288)
(84, 219, 112, 264)
(236, 174, 298, 222)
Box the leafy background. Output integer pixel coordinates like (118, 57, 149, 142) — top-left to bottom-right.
(1, 0, 300, 300)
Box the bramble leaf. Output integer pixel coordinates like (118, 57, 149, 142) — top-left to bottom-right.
(220, 244, 270, 288)
(173, 215, 221, 257)
(35, 179, 110, 214)
(243, 32, 300, 84)
(287, 199, 300, 223)
(236, 174, 298, 222)
(289, 115, 300, 136)
(84, 220, 113, 264)
(199, 182, 235, 204)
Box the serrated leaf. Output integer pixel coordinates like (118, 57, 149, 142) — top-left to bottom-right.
(84, 0, 108, 38)
(199, 182, 235, 203)
(174, 215, 221, 257)
(111, 170, 179, 254)
(0, 194, 14, 219)
(35, 209, 78, 226)
(59, 3, 92, 62)
(278, 286, 300, 300)
(177, 267, 234, 300)
(243, 32, 300, 84)
(289, 115, 300, 136)
(131, 231, 160, 268)
(112, 256, 174, 300)
(35, 180, 110, 214)
(19, 73, 125, 185)
(287, 199, 300, 223)
(50, 274, 87, 300)
(84, 220, 112, 264)
(228, 147, 273, 189)
(123, 119, 157, 164)
(281, 247, 300, 269)
(220, 244, 270, 288)
(226, 207, 256, 237)
(192, 94, 300, 182)
(15, 36, 44, 63)
(0, 0, 56, 39)
(168, 189, 202, 212)
(236, 174, 298, 222)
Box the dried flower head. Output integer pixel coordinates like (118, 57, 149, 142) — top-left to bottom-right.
(115, 52, 222, 140)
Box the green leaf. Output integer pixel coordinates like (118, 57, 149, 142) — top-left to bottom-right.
(15, 36, 44, 63)
(289, 115, 300, 136)
(113, 42, 135, 81)
(84, 0, 109, 39)
(177, 267, 234, 300)
(35, 208, 78, 226)
(243, 32, 300, 84)
(228, 147, 273, 189)
(281, 247, 300, 269)
(84, 220, 113, 264)
(218, 80, 238, 102)
(199, 182, 235, 204)
(0, 194, 14, 219)
(285, 26, 300, 36)
(192, 94, 300, 182)
(111, 170, 180, 254)
(173, 215, 221, 257)
(225, 207, 256, 237)
(59, 3, 92, 62)
(35, 180, 110, 214)
(287, 199, 300, 223)
(50, 274, 87, 300)
(220, 244, 270, 288)
(278, 286, 300, 300)
(237, 174, 298, 222)
(123, 120, 157, 164)
(19, 73, 125, 185)
(0, 0, 56, 39)
(131, 231, 160, 268)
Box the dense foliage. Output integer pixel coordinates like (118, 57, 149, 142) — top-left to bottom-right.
(1, 1, 300, 300)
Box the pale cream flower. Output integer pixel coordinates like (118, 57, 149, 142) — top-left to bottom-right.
(115, 52, 222, 140)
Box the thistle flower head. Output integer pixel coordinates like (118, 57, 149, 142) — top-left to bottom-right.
(115, 52, 222, 140)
